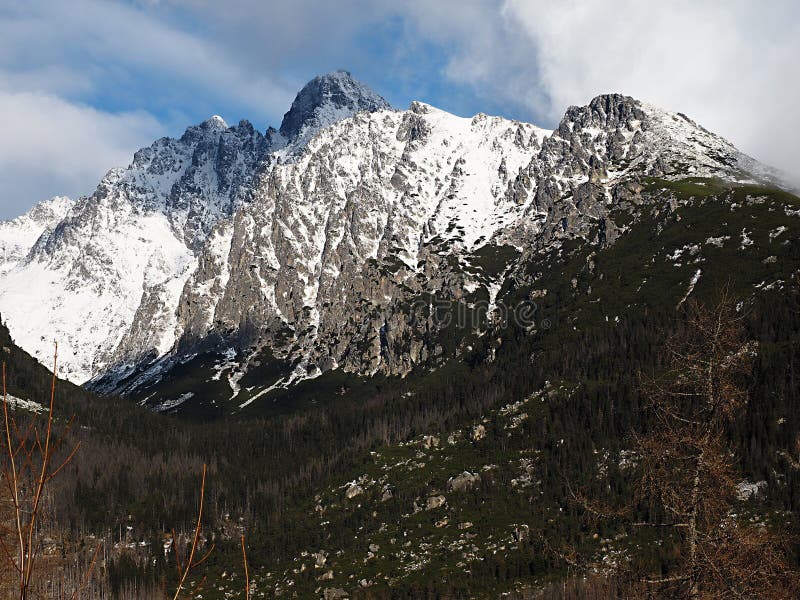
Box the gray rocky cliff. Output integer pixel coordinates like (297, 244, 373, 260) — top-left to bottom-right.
(0, 77, 782, 396)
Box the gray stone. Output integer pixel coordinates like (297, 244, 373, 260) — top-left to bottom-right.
(447, 471, 481, 492)
(426, 495, 446, 510)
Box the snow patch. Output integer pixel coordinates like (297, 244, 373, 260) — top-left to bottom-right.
(677, 268, 702, 309)
(3, 394, 47, 414)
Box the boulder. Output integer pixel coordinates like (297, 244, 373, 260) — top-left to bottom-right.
(345, 483, 363, 499)
(421, 435, 440, 449)
(426, 495, 446, 510)
(313, 551, 328, 568)
(447, 471, 481, 492)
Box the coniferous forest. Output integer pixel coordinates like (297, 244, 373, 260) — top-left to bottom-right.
(3, 182, 800, 598)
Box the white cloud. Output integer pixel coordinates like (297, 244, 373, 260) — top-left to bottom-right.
(0, 0, 298, 121)
(1, 0, 798, 220)
(406, 0, 800, 184)
(0, 0, 302, 218)
(0, 90, 164, 220)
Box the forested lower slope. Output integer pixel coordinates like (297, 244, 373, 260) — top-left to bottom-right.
(2, 177, 800, 598)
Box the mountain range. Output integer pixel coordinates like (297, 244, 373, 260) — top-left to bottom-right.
(3, 70, 800, 598)
(0, 70, 790, 414)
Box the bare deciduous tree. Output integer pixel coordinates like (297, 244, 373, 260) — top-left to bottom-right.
(0, 346, 100, 600)
(559, 292, 800, 598)
(632, 292, 799, 598)
(171, 463, 214, 600)
(241, 535, 250, 600)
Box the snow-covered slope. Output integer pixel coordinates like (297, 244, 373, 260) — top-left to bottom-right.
(0, 79, 784, 391)
(0, 196, 72, 277)
(0, 194, 195, 382)
(163, 102, 548, 391)
(0, 116, 266, 382)
(0, 72, 396, 382)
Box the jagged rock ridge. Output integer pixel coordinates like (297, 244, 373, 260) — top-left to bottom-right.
(279, 70, 394, 147)
(0, 75, 784, 404)
(0, 196, 73, 277)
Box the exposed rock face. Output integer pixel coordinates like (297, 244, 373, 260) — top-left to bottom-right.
(426, 495, 446, 510)
(0, 75, 784, 402)
(447, 471, 481, 492)
(163, 102, 547, 395)
(279, 70, 393, 147)
(0, 196, 72, 277)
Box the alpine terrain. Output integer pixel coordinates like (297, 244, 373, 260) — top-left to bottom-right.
(0, 71, 786, 412)
(2, 71, 800, 598)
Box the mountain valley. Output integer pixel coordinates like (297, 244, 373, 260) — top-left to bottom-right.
(2, 71, 800, 598)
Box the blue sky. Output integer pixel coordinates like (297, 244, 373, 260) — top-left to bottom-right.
(1, 0, 799, 219)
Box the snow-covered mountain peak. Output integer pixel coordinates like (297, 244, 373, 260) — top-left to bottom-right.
(26, 195, 74, 222)
(0, 75, 789, 390)
(408, 100, 433, 114)
(204, 114, 228, 129)
(537, 92, 781, 188)
(279, 71, 394, 146)
(0, 196, 73, 277)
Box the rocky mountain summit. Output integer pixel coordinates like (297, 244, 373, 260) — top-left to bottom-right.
(0, 196, 72, 277)
(278, 69, 394, 147)
(0, 72, 787, 410)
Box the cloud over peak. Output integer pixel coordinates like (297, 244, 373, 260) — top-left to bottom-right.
(1, 0, 798, 219)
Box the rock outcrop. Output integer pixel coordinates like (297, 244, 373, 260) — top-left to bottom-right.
(0, 74, 784, 406)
